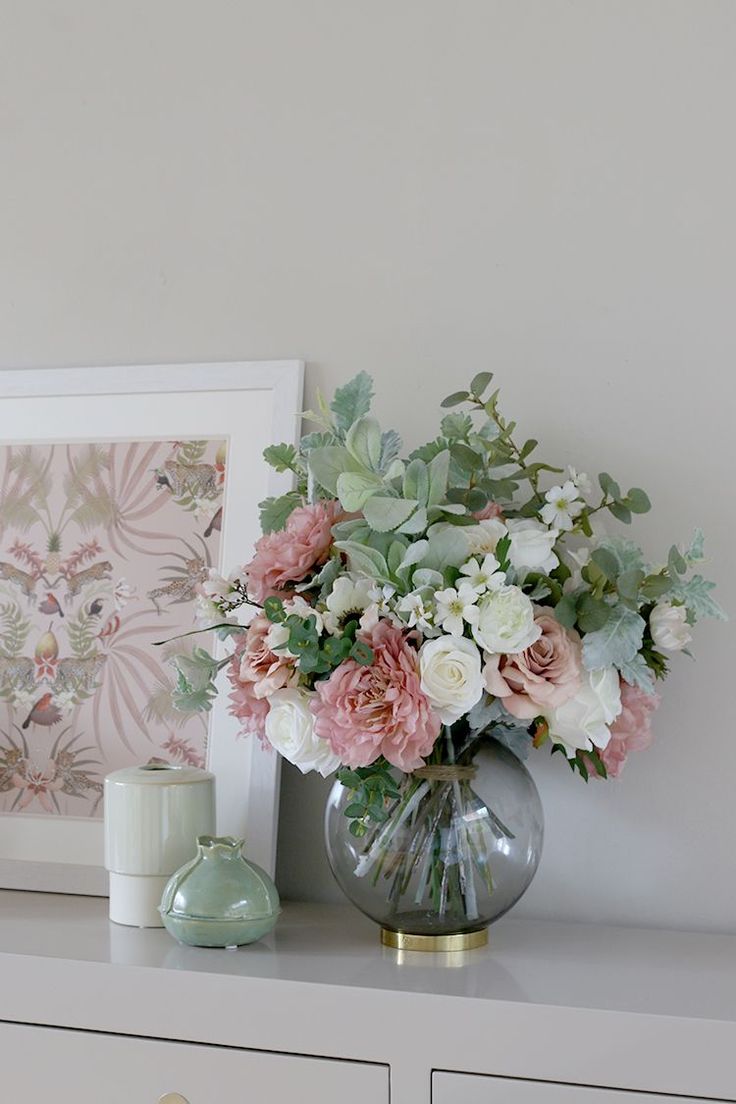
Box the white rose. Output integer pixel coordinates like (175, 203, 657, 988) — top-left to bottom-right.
(545, 667, 622, 758)
(650, 602, 692, 652)
(506, 519, 560, 578)
(465, 518, 508, 557)
(265, 689, 341, 777)
(419, 635, 484, 725)
(471, 585, 541, 655)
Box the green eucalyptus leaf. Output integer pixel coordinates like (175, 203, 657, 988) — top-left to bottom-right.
(626, 487, 651, 514)
(470, 371, 494, 398)
(440, 390, 471, 408)
(640, 572, 672, 601)
(598, 472, 621, 499)
(609, 501, 632, 524)
(591, 548, 620, 581)
(576, 594, 611, 633)
(450, 442, 484, 474)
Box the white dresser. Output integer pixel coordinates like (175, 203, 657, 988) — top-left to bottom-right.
(0, 890, 734, 1104)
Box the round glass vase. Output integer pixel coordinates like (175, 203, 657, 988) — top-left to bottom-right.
(324, 738, 543, 951)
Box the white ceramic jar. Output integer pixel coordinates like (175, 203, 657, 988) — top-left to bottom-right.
(104, 764, 216, 928)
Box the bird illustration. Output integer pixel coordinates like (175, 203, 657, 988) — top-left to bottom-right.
(21, 693, 63, 731)
(39, 593, 64, 618)
(87, 598, 104, 617)
(204, 506, 223, 538)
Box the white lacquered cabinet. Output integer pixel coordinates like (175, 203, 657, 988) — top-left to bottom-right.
(0, 1022, 388, 1104)
(433, 1073, 713, 1104)
(0, 892, 735, 1104)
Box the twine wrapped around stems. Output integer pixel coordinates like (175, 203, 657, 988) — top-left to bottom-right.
(412, 763, 477, 783)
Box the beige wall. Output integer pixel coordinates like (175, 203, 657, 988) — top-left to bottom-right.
(1, 1, 733, 930)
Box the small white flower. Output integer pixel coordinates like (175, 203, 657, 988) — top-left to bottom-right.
(650, 602, 692, 652)
(265, 688, 342, 777)
(359, 583, 398, 632)
(540, 481, 584, 531)
(567, 466, 592, 497)
(419, 635, 484, 725)
(113, 577, 135, 612)
(506, 519, 560, 578)
(465, 518, 508, 557)
(434, 584, 480, 636)
(544, 667, 622, 758)
(471, 585, 540, 654)
(323, 576, 374, 635)
(458, 554, 505, 594)
(397, 590, 436, 633)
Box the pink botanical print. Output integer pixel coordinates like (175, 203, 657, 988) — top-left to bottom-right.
(0, 438, 227, 817)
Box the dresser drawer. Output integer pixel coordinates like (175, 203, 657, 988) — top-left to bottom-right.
(433, 1073, 716, 1104)
(0, 1022, 388, 1103)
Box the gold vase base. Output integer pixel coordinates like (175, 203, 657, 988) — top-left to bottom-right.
(380, 927, 488, 952)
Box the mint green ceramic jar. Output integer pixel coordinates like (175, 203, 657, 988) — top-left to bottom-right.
(160, 835, 280, 948)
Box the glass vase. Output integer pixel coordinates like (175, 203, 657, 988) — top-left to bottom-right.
(324, 736, 543, 950)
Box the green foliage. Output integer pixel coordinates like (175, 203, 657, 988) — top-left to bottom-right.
(363, 496, 419, 533)
(330, 372, 374, 435)
(440, 390, 471, 408)
(266, 604, 374, 676)
(263, 442, 299, 473)
(0, 603, 30, 657)
(582, 604, 645, 670)
(170, 648, 224, 713)
(550, 742, 608, 783)
(670, 574, 727, 621)
(177, 441, 207, 465)
(258, 492, 302, 533)
(337, 760, 401, 836)
(67, 609, 98, 659)
(618, 652, 657, 694)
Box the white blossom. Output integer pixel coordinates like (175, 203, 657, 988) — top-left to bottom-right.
(506, 520, 560, 578)
(323, 576, 374, 635)
(458, 554, 506, 594)
(397, 591, 436, 634)
(265, 688, 341, 777)
(471, 585, 540, 654)
(419, 635, 484, 725)
(434, 584, 481, 636)
(540, 481, 584, 531)
(544, 667, 622, 758)
(650, 602, 692, 652)
(567, 466, 593, 497)
(465, 518, 508, 557)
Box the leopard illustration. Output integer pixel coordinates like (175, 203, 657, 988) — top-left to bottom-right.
(156, 461, 219, 500)
(0, 655, 35, 692)
(147, 557, 208, 610)
(65, 561, 113, 601)
(53, 654, 106, 695)
(0, 562, 38, 598)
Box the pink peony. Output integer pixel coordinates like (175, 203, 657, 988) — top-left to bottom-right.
(245, 499, 342, 604)
(598, 680, 661, 778)
(484, 610, 582, 720)
(227, 633, 272, 742)
(311, 620, 441, 771)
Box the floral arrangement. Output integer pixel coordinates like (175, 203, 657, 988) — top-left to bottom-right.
(169, 371, 722, 930)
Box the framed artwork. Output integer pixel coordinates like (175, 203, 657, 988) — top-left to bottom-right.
(0, 361, 303, 894)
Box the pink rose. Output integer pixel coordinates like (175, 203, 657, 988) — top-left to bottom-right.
(311, 620, 441, 772)
(246, 499, 342, 604)
(484, 610, 582, 720)
(598, 680, 661, 778)
(226, 633, 271, 742)
(237, 614, 299, 699)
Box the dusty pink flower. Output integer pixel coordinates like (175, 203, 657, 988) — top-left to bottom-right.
(311, 620, 441, 771)
(598, 680, 661, 778)
(473, 501, 504, 521)
(246, 499, 342, 603)
(237, 613, 298, 699)
(227, 634, 272, 742)
(484, 610, 582, 720)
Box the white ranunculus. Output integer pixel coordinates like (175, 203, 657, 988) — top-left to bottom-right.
(265, 688, 341, 777)
(465, 518, 508, 557)
(545, 667, 622, 758)
(419, 635, 484, 725)
(506, 519, 560, 578)
(323, 576, 374, 635)
(471, 585, 541, 655)
(649, 602, 692, 652)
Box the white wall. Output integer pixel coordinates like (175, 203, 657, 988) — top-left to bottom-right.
(0, 1, 733, 931)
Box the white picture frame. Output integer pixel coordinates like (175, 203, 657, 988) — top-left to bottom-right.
(0, 360, 304, 894)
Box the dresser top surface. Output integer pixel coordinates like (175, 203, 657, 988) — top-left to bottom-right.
(1, 890, 735, 1024)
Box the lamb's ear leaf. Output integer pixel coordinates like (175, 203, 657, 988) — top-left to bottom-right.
(362, 496, 418, 533)
(335, 471, 384, 512)
(427, 449, 451, 506)
(333, 540, 391, 583)
(330, 372, 374, 435)
(403, 458, 430, 505)
(345, 416, 382, 472)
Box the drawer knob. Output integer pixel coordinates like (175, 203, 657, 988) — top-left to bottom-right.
(159, 1095, 190, 1104)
